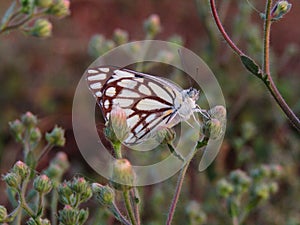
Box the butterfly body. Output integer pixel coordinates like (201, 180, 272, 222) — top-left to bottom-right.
(86, 66, 201, 145)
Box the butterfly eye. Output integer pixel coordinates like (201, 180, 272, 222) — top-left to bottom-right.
(187, 88, 199, 100)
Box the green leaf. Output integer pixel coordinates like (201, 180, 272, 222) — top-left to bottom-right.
(1, 1, 16, 29)
(240, 55, 262, 77)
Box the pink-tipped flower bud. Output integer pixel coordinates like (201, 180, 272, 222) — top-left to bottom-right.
(33, 174, 53, 194)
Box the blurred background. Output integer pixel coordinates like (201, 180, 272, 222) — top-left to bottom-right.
(0, 0, 299, 224)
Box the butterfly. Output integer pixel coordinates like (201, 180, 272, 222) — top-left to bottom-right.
(86, 66, 206, 145)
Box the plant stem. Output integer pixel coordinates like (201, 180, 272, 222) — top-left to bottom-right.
(113, 142, 122, 159)
(123, 190, 137, 225)
(51, 190, 59, 225)
(131, 188, 141, 225)
(262, 0, 272, 75)
(261, 1, 300, 131)
(166, 146, 200, 225)
(110, 203, 132, 225)
(209, 0, 244, 56)
(209, 0, 300, 131)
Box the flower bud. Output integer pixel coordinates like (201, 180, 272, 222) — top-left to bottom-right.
(35, 0, 53, 8)
(268, 182, 279, 194)
(110, 159, 135, 190)
(0, 205, 8, 221)
(44, 164, 63, 183)
(229, 170, 251, 194)
(185, 201, 207, 224)
(216, 178, 234, 198)
(47, 0, 70, 18)
(78, 209, 89, 224)
(271, 1, 291, 20)
(21, 112, 38, 128)
(144, 14, 162, 37)
(203, 105, 226, 139)
(252, 183, 270, 200)
(92, 183, 115, 206)
(29, 127, 42, 145)
(113, 28, 129, 45)
(20, 0, 35, 14)
(2, 172, 20, 189)
(57, 182, 73, 205)
(58, 205, 78, 225)
(9, 119, 25, 142)
(70, 177, 92, 202)
(12, 161, 29, 180)
(202, 118, 222, 140)
(105, 105, 129, 143)
(52, 152, 69, 171)
(29, 19, 52, 38)
(45, 125, 66, 147)
(269, 164, 283, 178)
(33, 174, 52, 194)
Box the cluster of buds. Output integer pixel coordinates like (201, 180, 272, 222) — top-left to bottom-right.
(2, 161, 30, 190)
(216, 165, 282, 219)
(16, 0, 70, 37)
(57, 177, 93, 206)
(58, 205, 89, 225)
(9, 112, 65, 171)
(45, 125, 66, 147)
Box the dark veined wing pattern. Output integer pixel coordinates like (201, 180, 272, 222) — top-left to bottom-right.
(86, 66, 184, 144)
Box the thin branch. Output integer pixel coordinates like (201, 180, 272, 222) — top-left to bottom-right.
(209, 0, 244, 56)
(261, 0, 300, 131)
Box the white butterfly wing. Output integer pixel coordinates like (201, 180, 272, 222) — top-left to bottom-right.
(86, 66, 184, 144)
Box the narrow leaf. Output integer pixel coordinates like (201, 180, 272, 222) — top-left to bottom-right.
(240, 55, 262, 77)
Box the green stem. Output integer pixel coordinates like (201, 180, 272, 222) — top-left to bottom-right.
(36, 192, 44, 217)
(51, 190, 59, 225)
(113, 142, 122, 159)
(131, 188, 141, 225)
(110, 202, 132, 225)
(123, 190, 137, 225)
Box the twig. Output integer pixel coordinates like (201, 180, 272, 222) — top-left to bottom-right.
(209, 0, 300, 131)
(209, 0, 244, 56)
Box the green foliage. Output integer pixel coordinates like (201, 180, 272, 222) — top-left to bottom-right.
(0, 0, 70, 36)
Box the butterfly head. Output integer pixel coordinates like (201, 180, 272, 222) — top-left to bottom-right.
(186, 87, 199, 101)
